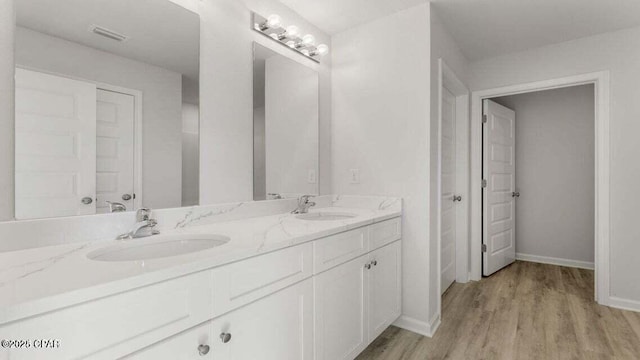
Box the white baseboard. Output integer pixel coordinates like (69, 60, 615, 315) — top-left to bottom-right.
(393, 313, 440, 338)
(608, 296, 640, 313)
(516, 253, 594, 270)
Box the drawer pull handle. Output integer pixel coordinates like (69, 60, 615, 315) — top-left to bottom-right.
(198, 344, 210, 355)
(220, 332, 232, 343)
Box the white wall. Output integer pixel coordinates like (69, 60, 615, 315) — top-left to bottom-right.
(265, 55, 319, 197)
(15, 26, 184, 209)
(429, 8, 470, 322)
(332, 4, 433, 332)
(470, 26, 640, 304)
(493, 85, 595, 264)
(198, 0, 332, 205)
(182, 103, 200, 207)
(0, 0, 14, 221)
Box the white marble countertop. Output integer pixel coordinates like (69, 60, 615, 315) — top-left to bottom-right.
(0, 202, 401, 324)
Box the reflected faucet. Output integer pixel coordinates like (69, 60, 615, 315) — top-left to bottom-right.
(292, 195, 316, 214)
(106, 201, 127, 213)
(116, 208, 160, 240)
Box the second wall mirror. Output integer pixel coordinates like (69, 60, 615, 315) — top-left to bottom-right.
(252, 42, 319, 201)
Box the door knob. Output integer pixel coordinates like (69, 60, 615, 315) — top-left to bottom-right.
(122, 194, 132, 201)
(197, 344, 210, 355)
(220, 332, 232, 343)
(81, 197, 93, 205)
(512, 192, 520, 198)
(453, 195, 462, 202)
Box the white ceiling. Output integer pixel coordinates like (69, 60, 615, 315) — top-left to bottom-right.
(17, 0, 200, 80)
(277, 0, 429, 34)
(431, 0, 640, 61)
(279, 0, 640, 61)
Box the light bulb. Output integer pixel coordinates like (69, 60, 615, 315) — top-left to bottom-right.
(316, 44, 329, 56)
(301, 49, 310, 56)
(267, 14, 282, 28)
(286, 40, 296, 48)
(269, 33, 279, 40)
(286, 25, 300, 38)
(302, 34, 316, 46)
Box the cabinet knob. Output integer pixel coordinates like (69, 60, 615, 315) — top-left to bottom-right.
(220, 332, 232, 343)
(197, 344, 210, 355)
(371, 260, 378, 266)
(364, 263, 371, 270)
(81, 197, 93, 205)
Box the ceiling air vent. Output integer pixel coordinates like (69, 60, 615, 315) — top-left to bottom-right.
(89, 25, 129, 42)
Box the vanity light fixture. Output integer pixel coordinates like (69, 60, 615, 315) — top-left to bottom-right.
(252, 12, 329, 63)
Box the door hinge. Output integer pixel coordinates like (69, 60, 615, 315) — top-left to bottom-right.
(481, 179, 487, 188)
(482, 114, 488, 124)
(482, 244, 487, 252)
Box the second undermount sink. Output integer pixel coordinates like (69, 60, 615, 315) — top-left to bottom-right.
(87, 234, 230, 262)
(296, 212, 357, 221)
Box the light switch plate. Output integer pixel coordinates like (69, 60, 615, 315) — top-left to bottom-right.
(349, 169, 360, 184)
(308, 170, 317, 184)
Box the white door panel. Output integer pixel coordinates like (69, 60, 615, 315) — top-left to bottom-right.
(441, 87, 457, 293)
(96, 89, 135, 213)
(482, 99, 516, 276)
(15, 68, 96, 219)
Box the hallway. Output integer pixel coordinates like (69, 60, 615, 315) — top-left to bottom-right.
(358, 261, 640, 359)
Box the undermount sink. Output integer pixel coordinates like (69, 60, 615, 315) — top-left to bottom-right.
(296, 212, 357, 221)
(87, 234, 230, 262)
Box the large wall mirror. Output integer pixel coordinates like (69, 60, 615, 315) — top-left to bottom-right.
(253, 43, 319, 200)
(14, 0, 200, 219)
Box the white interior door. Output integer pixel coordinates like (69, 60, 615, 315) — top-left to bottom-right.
(15, 68, 96, 219)
(441, 87, 458, 293)
(482, 99, 516, 276)
(96, 89, 135, 213)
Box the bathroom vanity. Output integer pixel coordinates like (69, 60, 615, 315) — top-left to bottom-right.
(0, 196, 402, 359)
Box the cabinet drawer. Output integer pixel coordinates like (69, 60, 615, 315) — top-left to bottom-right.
(124, 321, 213, 359)
(0, 271, 212, 360)
(369, 217, 401, 250)
(211, 243, 312, 317)
(313, 227, 369, 274)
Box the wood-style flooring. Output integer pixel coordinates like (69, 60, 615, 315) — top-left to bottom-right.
(357, 261, 640, 360)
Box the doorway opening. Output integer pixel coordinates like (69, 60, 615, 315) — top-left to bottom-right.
(483, 84, 595, 277)
(470, 72, 610, 305)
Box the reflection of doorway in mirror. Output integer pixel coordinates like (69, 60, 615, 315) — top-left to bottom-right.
(15, 68, 140, 219)
(96, 89, 136, 214)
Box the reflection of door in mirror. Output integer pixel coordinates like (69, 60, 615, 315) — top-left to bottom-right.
(11, 0, 200, 220)
(15, 69, 138, 220)
(96, 89, 135, 214)
(15, 69, 98, 219)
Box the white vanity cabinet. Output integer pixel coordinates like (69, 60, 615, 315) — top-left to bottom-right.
(209, 278, 314, 360)
(130, 279, 314, 360)
(314, 218, 402, 360)
(314, 241, 402, 360)
(1, 216, 401, 360)
(124, 322, 214, 359)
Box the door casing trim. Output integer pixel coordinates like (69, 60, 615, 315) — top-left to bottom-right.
(469, 71, 610, 305)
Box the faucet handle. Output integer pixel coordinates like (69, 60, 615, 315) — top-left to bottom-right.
(299, 195, 314, 203)
(136, 208, 151, 221)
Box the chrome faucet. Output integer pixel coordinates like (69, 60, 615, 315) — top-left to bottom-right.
(106, 201, 127, 213)
(116, 208, 160, 240)
(292, 195, 316, 214)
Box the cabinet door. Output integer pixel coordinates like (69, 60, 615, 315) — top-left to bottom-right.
(368, 241, 402, 341)
(314, 254, 370, 360)
(211, 278, 313, 360)
(124, 322, 213, 360)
